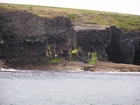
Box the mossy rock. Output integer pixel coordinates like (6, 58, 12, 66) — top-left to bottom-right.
(84, 65, 95, 71)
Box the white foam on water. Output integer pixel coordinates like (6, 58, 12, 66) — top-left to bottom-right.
(0, 68, 18, 72)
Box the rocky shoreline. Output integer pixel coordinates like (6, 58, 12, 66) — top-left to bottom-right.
(0, 60, 140, 72)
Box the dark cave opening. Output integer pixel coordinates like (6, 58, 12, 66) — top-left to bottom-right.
(133, 49, 140, 65)
(106, 43, 120, 63)
(0, 46, 7, 58)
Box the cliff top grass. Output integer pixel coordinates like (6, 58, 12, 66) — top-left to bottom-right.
(0, 3, 140, 31)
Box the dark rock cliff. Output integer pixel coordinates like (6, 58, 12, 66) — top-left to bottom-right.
(74, 25, 112, 61)
(0, 9, 140, 65)
(106, 26, 140, 65)
(76, 25, 140, 65)
(0, 9, 76, 63)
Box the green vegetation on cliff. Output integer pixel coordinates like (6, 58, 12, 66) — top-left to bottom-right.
(0, 3, 140, 31)
(47, 58, 63, 63)
(89, 52, 97, 65)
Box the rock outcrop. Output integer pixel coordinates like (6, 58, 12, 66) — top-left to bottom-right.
(106, 26, 140, 64)
(0, 9, 140, 65)
(0, 9, 76, 63)
(74, 24, 112, 61)
(75, 25, 140, 65)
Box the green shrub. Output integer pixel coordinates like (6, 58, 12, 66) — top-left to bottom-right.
(67, 14, 80, 20)
(47, 58, 63, 63)
(88, 52, 91, 58)
(89, 52, 97, 65)
(71, 49, 78, 54)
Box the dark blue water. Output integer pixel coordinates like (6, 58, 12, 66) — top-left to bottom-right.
(0, 69, 140, 105)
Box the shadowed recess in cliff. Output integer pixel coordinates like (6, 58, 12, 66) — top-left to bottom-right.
(106, 43, 120, 63)
(105, 26, 121, 63)
(75, 25, 111, 61)
(133, 49, 140, 65)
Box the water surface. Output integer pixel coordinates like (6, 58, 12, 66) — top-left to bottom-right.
(0, 69, 140, 105)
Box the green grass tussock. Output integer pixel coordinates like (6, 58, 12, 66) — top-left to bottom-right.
(67, 14, 80, 20)
(47, 58, 63, 63)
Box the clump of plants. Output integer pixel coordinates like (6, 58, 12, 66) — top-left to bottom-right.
(46, 44, 63, 63)
(71, 47, 83, 60)
(67, 14, 80, 20)
(88, 52, 97, 65)
(47, 57, 63, 63)
(71, 49, 78, 54)
(71, 49, 78, 61)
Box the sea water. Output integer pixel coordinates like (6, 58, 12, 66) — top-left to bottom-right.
(0, 69, 140, 105)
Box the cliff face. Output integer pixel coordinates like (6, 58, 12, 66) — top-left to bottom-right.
(106, 26, 140, 65)
(0, 9, 76, 63)
(0, 9, 140, 65)
(75, 25, 112, 61)
(75, 25, 140, 65)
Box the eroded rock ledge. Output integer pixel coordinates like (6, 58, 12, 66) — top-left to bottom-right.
(0, 9, 140, 67)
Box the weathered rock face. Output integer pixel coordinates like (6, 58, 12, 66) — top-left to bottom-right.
(106, 26, 121, 63)
(0, 9, 140, 65)
(75, 25, 112, 61)
(106, 26, 140, 64)
(0, 9, 76, 63)
(44, 17, 76, 59)
(75, 25, 140, 65)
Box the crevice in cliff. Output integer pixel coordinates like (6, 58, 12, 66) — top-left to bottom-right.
(72, 34, 77, 50)
(106, 42, 120, 63)
(133, 49, 140, 65)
